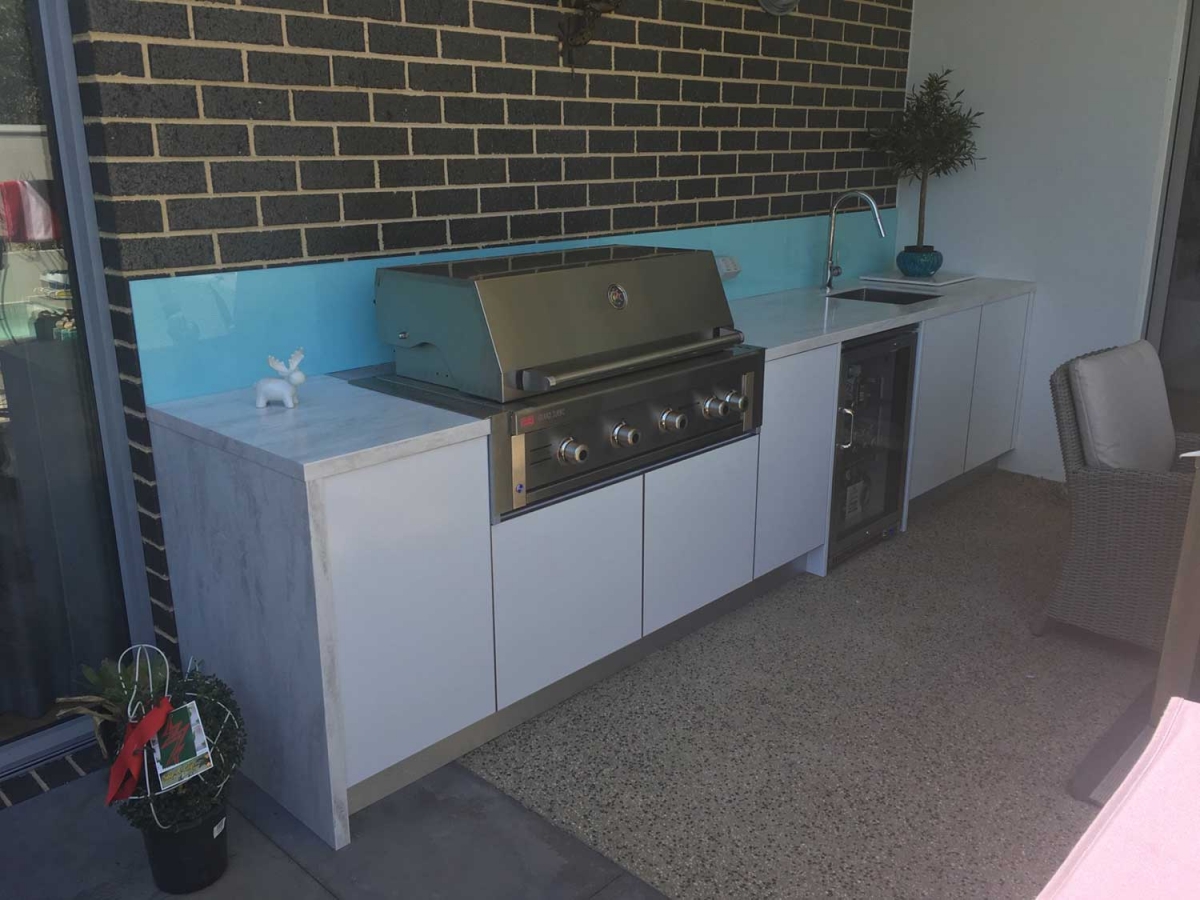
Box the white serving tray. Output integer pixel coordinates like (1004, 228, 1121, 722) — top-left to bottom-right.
(860, 270, 977, 287)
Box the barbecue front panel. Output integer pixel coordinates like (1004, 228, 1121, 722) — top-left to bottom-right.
(496, 348, 763, 517)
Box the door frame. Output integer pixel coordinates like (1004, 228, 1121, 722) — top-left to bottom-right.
(30, 1, 154, 645)
(1146, 1, 1200, 346)
(0, 3, 155, 775)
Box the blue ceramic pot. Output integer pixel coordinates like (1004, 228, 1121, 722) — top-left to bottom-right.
(896, 246, 944, 278)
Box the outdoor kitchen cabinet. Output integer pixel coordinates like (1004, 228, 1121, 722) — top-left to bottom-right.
(908, 293, 1031, 498)
(752, 344, 841, 579)
(643, 436, 760, 633)
(964, 293, 1030, 471)
(491, 475, 644, 709)
(319, 437, 496, 789)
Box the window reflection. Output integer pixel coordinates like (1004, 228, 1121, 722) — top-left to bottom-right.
(0, 0, 128, 751)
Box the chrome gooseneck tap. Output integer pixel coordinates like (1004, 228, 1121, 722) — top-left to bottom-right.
(824, 190, 887, 293)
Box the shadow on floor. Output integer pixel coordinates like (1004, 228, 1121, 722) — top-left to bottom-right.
(0, 763, 665, 900)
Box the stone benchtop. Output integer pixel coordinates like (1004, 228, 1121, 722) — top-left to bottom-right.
(147, 374, 490, 482)
(731, 276, 1035, 361)
(148, 276, 1034, 481)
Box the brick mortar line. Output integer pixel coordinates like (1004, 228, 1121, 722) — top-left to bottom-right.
(150, 597, 175, 614)
(78, 34, 910, 63)
(98, 202, 899, 275)
(96, 181, 897, 204)
(75, 34, 909, 67)
(87, 118, 894, 129)
(94, 183, 895, 218)
(74, 9, 909, 42)
(90, 153, 893, 166)
(78, 67, 909, 92)
(77, 14, 907, 41)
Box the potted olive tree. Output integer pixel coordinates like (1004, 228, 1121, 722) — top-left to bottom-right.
(66, 647, 245, 895)
(869, 69, 982, 278)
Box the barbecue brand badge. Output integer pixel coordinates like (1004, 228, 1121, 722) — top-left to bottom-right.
(607, 283, 629, 310)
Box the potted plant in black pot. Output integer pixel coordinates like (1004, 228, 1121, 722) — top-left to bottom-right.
(869, 69, 982, 279)
(77, 646, 245, 895)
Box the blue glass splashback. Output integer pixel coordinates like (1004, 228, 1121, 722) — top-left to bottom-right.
(132, 209, 896, 405)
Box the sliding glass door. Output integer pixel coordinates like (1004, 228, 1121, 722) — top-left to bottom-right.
(1148, 7, 1200, 431)
(0, 1, 129, 762)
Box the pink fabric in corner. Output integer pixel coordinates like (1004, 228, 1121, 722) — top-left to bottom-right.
(0, 180, 26, 242)
(19, 180, 57, 242)
(1037, 697, 1200, 899)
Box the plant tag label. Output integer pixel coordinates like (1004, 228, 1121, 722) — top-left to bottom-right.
(151, 700, 214, 792)
(213, 817, 226, 839)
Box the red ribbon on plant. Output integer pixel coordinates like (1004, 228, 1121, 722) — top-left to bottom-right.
(105, 696, 173, 805)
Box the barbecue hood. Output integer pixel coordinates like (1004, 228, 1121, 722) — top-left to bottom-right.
(374, 246, 743, 403)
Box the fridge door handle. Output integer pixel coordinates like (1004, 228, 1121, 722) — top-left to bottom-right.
(837, 406, 856, 449)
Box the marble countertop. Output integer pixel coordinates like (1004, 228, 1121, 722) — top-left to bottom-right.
(731, 276, 1036, 361)
(148, 275, 1034, 480)
(147, 375, 491, 482)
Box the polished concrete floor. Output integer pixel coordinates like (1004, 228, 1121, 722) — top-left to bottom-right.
(464, 471, 1156, 900)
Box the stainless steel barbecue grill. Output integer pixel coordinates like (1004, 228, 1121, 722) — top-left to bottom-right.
(356, 245, 764, 519)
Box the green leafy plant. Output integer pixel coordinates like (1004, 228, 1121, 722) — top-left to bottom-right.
(115, 665, 246, 832)
(57, 656, 171, 759)
(63, 655, 246, 832)
(869, 69, 982, 248)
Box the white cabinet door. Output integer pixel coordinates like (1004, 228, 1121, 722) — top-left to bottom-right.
(644, 436, 759, 634)
(908, 306, 982, 498)
(965, 293, 1030, 471)
(321, 437, 496, 787)
(753, 345, 841, 579)
(492, 476, 643, 710)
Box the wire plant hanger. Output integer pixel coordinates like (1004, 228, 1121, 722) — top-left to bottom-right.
(117, 644, 241, 831)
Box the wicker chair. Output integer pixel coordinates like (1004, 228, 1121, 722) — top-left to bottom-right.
(1037, 349, 1200, 650)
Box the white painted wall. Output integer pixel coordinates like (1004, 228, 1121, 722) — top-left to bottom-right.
(898, 0, 1189, 478)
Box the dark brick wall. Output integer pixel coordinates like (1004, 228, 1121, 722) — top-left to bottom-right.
(69, 0, 911, 650)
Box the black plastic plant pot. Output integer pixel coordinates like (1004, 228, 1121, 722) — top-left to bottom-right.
(141, 804, 229, 895)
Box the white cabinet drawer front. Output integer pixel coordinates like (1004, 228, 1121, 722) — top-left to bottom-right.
(492, 476, 644, 710)
(322, 437, 496, 787)
(908, 306, 982, 498)
(753, 345, 840, 578)
(965, 294, 1029, 471)
(644, 436, 759, 634)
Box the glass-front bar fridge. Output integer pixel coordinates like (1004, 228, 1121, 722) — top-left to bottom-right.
(828, 326, 918, 566)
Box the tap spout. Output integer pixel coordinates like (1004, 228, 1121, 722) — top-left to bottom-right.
(824, 190, 887, 293)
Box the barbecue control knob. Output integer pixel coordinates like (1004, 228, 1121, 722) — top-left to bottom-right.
(558, 438, 589, 464)
(612, 422, 641, 448)
(722, 390, 749, 414)
(702, 396, 730, 419)
(659, 409, 689, 433)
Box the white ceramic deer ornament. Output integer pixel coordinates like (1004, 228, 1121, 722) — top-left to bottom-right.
(255, 348, 307, 409)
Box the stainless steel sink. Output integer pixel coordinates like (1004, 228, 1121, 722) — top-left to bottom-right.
(830, 287, 941, 305)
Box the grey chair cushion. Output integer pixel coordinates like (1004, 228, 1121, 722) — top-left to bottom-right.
(1068, 340, 1176, 472)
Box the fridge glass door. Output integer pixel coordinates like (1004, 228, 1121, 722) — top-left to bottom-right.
(830, 333, 915, 560)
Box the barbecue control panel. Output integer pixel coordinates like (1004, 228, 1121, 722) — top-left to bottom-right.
(501, 349, 764, 516)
